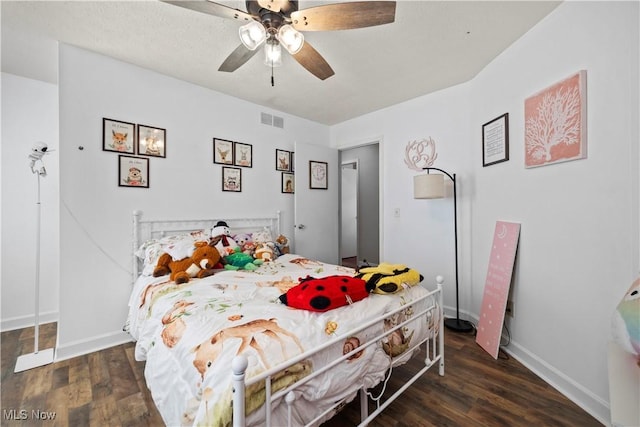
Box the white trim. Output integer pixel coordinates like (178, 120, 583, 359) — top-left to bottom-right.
(465, 313, 611, 425)
(1, 312, 58, 332)
(503, 340, 610, 425)
(54, 330, 133, 362)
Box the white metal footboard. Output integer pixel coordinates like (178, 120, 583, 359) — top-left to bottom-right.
(232, 278, 445, 427)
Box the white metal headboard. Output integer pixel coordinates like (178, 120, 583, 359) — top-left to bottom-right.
(132, 210, 281, 281)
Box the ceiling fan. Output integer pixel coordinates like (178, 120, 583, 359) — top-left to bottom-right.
(162, 0, 396, 81)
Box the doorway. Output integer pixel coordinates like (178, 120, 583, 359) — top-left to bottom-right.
(339, 143, 380, 268)
(341, 161, 358, 268)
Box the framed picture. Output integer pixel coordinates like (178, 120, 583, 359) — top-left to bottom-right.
(276, 149, 291, 171)
(482, 113, 509, 167)
(234, 142, 253, 167)
(525, 70, 587, 168)
(290, 151, 295, 172)
(137, 124, 166, 158)
(282, 172, 295, 194)
(213, 138, 234, 165)
(118, 155, 149, 188)
(103, 118, 135, 154)
(309, 160, 328, 189)
(222, 167, 242, 192)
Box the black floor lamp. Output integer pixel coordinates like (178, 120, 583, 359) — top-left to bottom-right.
(414, 167, 474, 333)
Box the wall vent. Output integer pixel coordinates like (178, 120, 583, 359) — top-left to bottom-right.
(261, 112, 284, 128)
(261, 112, 273, 125)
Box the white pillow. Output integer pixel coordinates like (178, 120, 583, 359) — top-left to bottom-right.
(252, 227, 273, 244)
(136, 230, 208, 276)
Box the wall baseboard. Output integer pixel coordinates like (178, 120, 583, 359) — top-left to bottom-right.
(1, 311, 59, 332)
(55, 330, 133, 362)
(503, 340, 610, 425)
(452, 309, 611, 426)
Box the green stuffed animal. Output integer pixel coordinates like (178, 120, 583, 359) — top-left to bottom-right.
(223, 247, 264, 271)
(355, 263, 423, 294)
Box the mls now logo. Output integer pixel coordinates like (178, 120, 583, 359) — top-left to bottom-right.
(3, 409, 56, 420)
(3, 410, 27, 420)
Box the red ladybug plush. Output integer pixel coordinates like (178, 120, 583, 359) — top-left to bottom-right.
(279, 275, 374, 312)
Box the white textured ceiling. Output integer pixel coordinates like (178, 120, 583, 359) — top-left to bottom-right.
(1, 0, 560, 125)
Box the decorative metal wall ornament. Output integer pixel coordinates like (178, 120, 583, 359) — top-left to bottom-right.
(404, 137, 438, 171)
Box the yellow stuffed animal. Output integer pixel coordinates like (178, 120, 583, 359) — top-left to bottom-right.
(153, 241, 221, 284)
(355, 263, 423, 294)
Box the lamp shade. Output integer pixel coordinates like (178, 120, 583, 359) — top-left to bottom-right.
(414, 174, 444, 199)
(264, 40, 282, 66)
(239, 21, 266, 51)
(277, 24, 304, 54)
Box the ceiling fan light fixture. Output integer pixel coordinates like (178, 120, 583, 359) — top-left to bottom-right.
(264, 39, 283, 67)
(239, 20, 266, 50)
(277, 24, 304, 54)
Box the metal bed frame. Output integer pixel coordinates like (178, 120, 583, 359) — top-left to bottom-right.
(131, 210, 444, 426)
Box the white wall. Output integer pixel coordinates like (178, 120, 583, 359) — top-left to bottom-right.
(331, 2, 639, 424)
(55, 44, 329, 359)
(332, 83, 473, 313)
(469, 2, 638, 422)
(1, 73, 60, 330)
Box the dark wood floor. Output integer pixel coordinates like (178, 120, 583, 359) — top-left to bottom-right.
(1, 323, 602, 426)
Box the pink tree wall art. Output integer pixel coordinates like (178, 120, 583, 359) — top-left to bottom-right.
(524, 70, 587, 168)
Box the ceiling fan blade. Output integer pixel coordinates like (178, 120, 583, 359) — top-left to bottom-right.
(161, 0, 254, 22)
(256, 0, 288, 13)
(291, 1, 395, 31)
(292, 42, 334, 80)
(218, 44, 260, 72)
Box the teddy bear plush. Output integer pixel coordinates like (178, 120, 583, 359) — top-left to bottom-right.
(153, 241, 221, 284)
(355, 263, 423, 294)
(275, 234, 290, 255)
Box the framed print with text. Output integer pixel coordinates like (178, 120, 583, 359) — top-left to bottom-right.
(118, 155, 149, 188)
(282, 172, 294, 194)
(482, 113, 509, 167)
(103, 118, 135, 154)
(137, 124, 166, 158)
(234, 142, 252, 167)
(213, 138, 234, 165)
(276, 149, 291, 171)
(309, 160, 328, 189)
(222, 167, 241, 192)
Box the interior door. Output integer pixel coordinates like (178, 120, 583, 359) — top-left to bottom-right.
(294, 142, 339, 264)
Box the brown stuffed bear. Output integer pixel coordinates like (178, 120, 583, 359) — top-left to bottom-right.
(153, 241, 221, 284)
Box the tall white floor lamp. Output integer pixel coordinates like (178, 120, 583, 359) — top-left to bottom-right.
(15, 143, 55, 372)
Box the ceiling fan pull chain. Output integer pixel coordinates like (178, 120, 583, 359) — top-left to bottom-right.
(271, 63, 275, 87)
